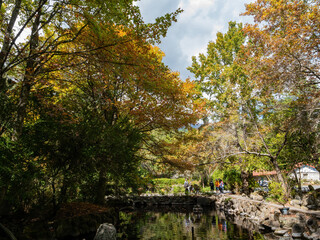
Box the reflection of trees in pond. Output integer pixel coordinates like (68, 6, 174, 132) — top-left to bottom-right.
(117, 210, 263, 240)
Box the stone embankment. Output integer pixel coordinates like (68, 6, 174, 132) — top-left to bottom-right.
(105, 193, 320, 240)
(215, 194, 320, 240)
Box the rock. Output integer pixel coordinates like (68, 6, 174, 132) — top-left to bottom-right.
(279, 235, 291, 240)
(274, 212, 280, 221)
(307, 205, 317, 210)
(310, 232, 320, 240)
(297, 213, 306, 223)
(292, 223, 304, 236)
(306, 218, 318, 233)
(294, 195, 302, 201)
(94, 223, 116, 240)
(292, 232, 302, 238)
(250, 193, 264, 201)
(279, 216, 297, 228)
(290, 199, 302, 207)
(302, 232, 313, 240)
(274, 229, 289, 236)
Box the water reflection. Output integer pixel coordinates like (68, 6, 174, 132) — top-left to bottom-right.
(117, 207, 267, 240)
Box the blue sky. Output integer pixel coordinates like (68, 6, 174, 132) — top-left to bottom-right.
(136, 0, 253, 80)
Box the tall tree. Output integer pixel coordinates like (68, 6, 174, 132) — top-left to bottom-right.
(242, 0, 320, 171)
(0, 0, 183, 138)
(188, 21, 303, 197)
(0, 0, 186, 209)
(242, 0, 320, 92)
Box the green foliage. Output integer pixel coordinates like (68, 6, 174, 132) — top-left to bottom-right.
(200, 186, 211, 194)
(188, 21, 248, 120)
(268, 181, 286, 205)
(223, 169, 242, 192)
(151, 178, 184, 194)
(172, 185, 185, 195)
(0, 135, 45, 214)
(152, 178, 184, 186)
(211, 169, 224, 182)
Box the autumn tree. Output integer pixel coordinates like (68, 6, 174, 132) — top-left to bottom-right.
(49, 22, 202, 203)
(0, 0, 189, 211)
(187, 20, 316, 197)
(242, 0, 320, 168)
(187, 22, 260, 193)
(0, 0, 182, 138)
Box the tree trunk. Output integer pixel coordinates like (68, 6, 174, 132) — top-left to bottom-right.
(0, 0, 22, 91)
(271, 157, 289, 199)
(200, 170, 209, 188)
(241, 171, 250, 196)
(95, 168, 107, 205)
(0, 186, 7, 214)
(51, 178, 58, 214)
(14, 5, 41, 137)
(58, 179, 68, 205)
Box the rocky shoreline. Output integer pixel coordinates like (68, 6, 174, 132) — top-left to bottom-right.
(105, 193, 320, 240)
(11, 193, 319, 239)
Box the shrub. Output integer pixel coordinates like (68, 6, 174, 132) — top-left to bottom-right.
(152, 178, 185, 194)
(223, 169, 241, 192)
(268, 181, 286, 205)
(212, 169, 224, 182)
(200, 186, 211, 194)
(173, 185, 184, 195)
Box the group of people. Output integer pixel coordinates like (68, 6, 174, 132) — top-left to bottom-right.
(210, 179, 224, 193)
(184, 178, 225, 194)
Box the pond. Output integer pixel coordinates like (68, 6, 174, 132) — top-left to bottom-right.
(115, 207, 273, 240)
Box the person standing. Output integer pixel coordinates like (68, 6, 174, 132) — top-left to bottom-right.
(184, 179, 189, 194)
(210, 179, 214, 191)
(215, 179, 220, 192)
(219, 179, 224, 193)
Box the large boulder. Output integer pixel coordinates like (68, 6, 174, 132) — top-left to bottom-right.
(301, 191, 320, 209)
(291, 223, 304, 239)
(250, 192, 264, 201)
(94, 223, 116, 240)
(306, 217, 318, 233)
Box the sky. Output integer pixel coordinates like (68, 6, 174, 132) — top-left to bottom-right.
(136, 0, 253, 80)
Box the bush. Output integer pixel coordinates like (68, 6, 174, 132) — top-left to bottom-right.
(152, 178, 184, 186)
(152, 178, 184, 194)
(268, 181, 286, 205)
(212, 169, 224, 182)
(223, 169, 241, 192)
(173, 185, 184, 195)
(201, 186, 211, 194)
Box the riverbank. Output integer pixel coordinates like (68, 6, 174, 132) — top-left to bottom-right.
(2, 193, 319, 239)
(106, 193, 320, 239)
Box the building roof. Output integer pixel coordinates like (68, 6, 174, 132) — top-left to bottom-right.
(294, 163, 319, 173)
(253, 171, 277, 177)
(253, 163, 319, 177)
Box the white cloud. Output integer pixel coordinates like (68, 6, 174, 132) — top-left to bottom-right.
(137, 0, 253, 79)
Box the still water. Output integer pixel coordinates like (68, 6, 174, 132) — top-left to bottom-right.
(116, 207, 268, 240)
